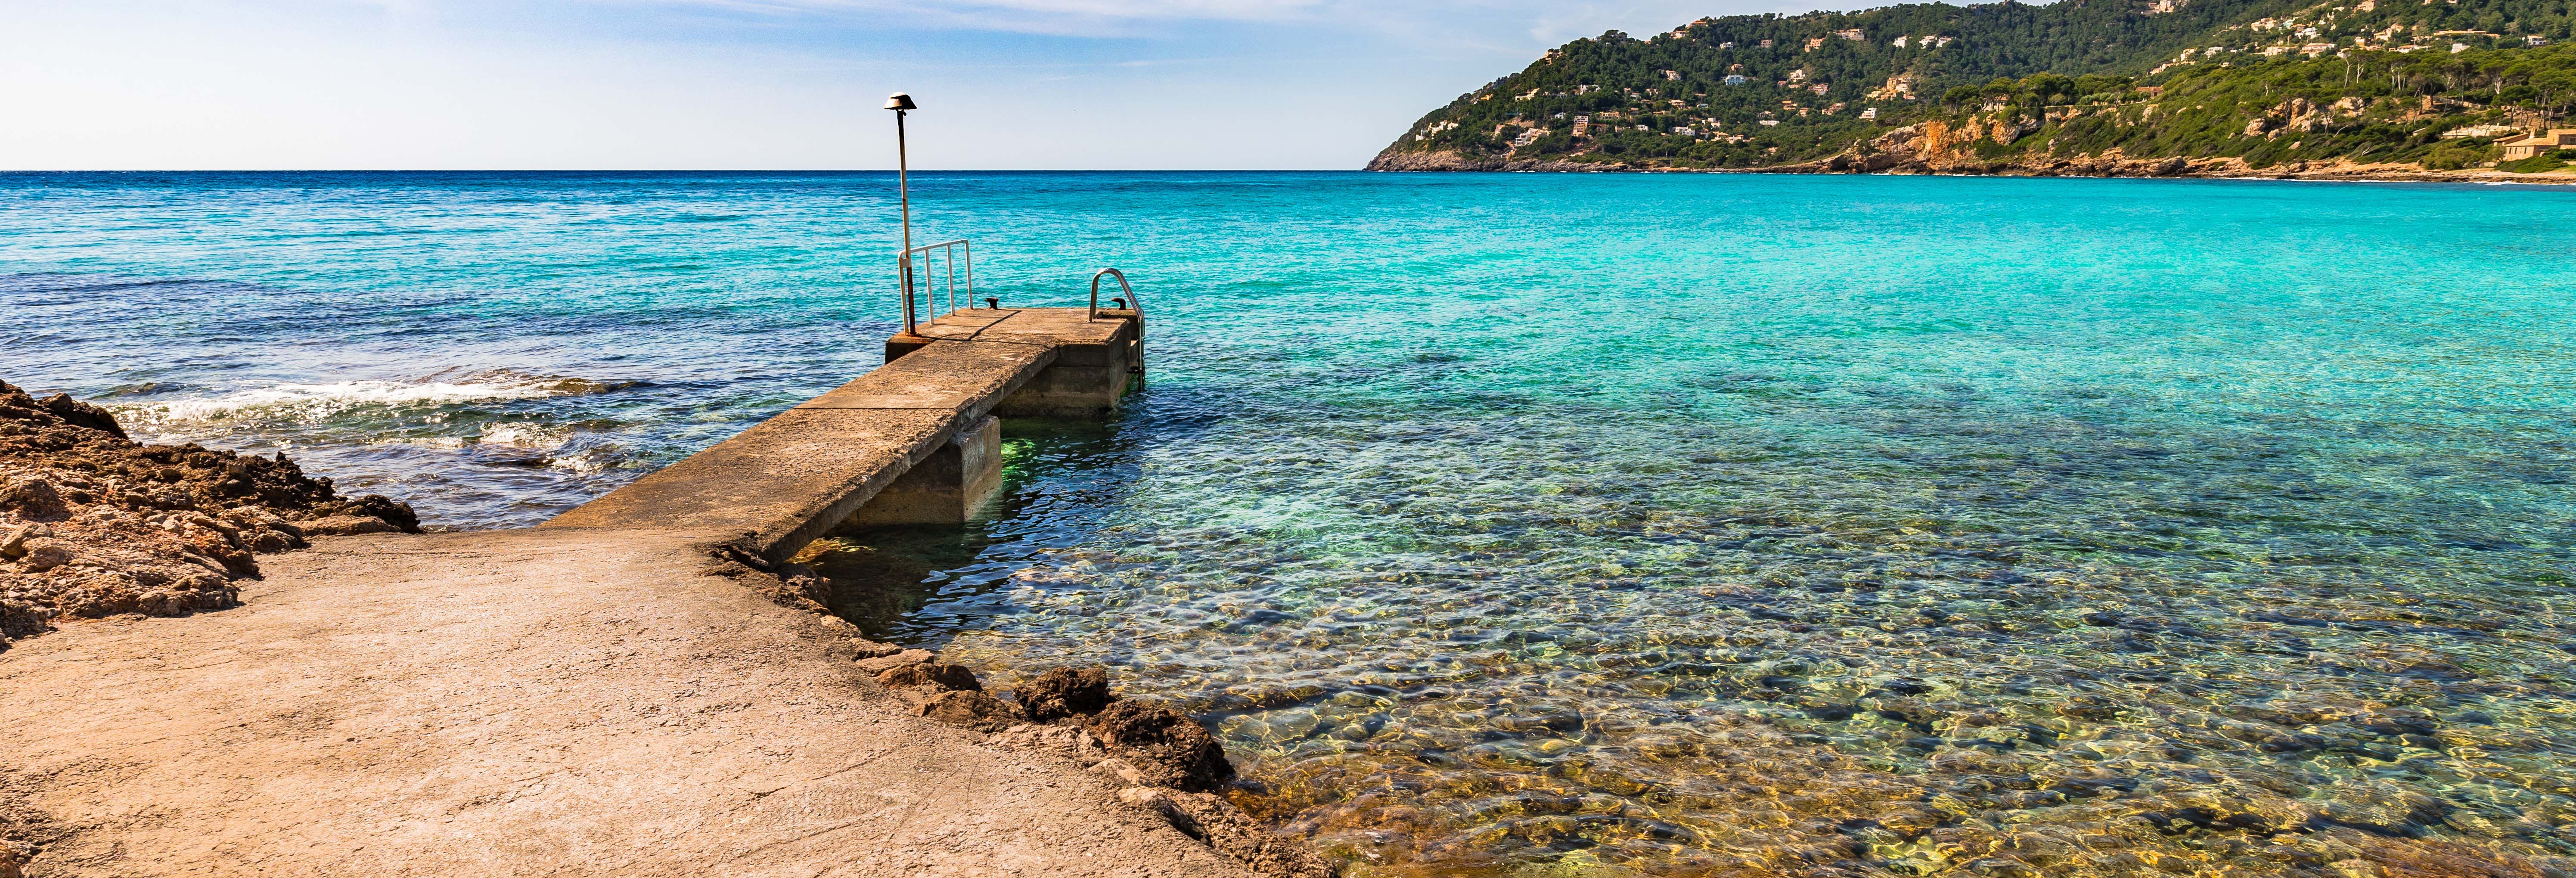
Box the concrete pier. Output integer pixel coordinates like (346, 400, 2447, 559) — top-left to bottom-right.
(0, 304, 1235, 878)
(543, 306, 1139, 559)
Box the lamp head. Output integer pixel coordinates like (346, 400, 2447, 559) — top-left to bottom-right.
(884, 93, 917, 111)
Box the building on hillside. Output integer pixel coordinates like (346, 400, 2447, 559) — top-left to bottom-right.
(1810, 83, 1831, 95)
(1837, 29, 1866, 40)
(2300, 43, 2337, 55)
(1893, 35, 1909, 47)
(1804, 37, 1827, 50)
(1788, 69, 1809, 82)
(1663, 69, 1682, 81)
(1725, 74, 1749, 85)
(1673, 126, 1697, 137)
(2442, 124, 2520, 138)
(1571, 115, 1591, 137)
(1860, 107, 1879, 119)
(2498, 129, 2576, 159)
(1759, 39, 1774, 48)
(2528, 35, 2551, 46)
(2452, 42, 2471, 53)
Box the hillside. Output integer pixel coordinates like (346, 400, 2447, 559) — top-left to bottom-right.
(1368, 0, 2576, 178)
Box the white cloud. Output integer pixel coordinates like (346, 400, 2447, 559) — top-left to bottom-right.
(0, 0, 1826, 169)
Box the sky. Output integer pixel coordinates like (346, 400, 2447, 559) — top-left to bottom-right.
(0, 0, 1829, 170)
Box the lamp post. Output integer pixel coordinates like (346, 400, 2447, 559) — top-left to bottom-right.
(885, 91, 922, 338)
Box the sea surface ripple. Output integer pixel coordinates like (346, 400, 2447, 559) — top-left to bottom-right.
(6, 171, 2576, 876)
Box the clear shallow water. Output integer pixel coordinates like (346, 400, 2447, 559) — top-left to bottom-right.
(6, 171, 2576, 876)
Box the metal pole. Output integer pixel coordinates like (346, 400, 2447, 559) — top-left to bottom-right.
(896, 109, 916, 335)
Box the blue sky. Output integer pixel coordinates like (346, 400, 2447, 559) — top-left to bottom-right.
(1, 0, 1821, 170)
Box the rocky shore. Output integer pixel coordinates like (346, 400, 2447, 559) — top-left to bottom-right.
(0, 380, 420, 648)
(703, 543, 1335, 878)
(1366, 129, 2576, 184)
(0, 380, 1327, 877)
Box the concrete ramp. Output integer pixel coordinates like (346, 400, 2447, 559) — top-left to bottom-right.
(542, 307, 1139, 561)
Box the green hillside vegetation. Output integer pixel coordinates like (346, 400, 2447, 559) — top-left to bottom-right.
(1382, 0, 2576, 173)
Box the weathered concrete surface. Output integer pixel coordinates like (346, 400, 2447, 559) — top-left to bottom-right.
(894, 308, 1141, 419)
(547, 308, 1139, 561)
(0, 528, 1248, 877)
(847, 415, 1005, 526)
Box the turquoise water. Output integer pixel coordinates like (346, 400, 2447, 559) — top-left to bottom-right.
(6, 172, 2576, 876)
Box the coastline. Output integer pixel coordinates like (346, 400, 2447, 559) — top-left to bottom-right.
(0, 379, 1329, 878)
(1363, 146, 2576, 185)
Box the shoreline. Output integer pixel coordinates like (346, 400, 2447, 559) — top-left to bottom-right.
(1362, 146, 2576, 185)
(0, 375, 1331, 878)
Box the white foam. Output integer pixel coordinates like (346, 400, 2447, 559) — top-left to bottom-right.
(121, 379, 565, 427)
(477, 422, 569, 449)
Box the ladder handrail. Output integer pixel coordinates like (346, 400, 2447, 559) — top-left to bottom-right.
(1087, 268, 1140, 322)
(896, 239, 975, 334)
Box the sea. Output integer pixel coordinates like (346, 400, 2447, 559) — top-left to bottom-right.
(6, 171, 2574, 876)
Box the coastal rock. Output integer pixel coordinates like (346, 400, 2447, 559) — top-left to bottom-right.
(299, 515, 402, 537)
(17, 542, 73, 573)
(0, 477, 67, 520)
(876, 662, 982, 692)
(847, 638, 906, 659)
(1085, 700, 1236, 793)
(0, 523, 37, 559)
(1116, 786, 1335, 878)
(856, 648, 934, 674)
(0, 380, 419, 646)
(915, 689, 1024, 732)
(1364, 148, 1621, 173)
(37, 392, 127, 439)
(1016, 666, 1115, 722)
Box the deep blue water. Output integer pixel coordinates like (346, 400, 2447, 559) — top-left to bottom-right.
(6, 171, 2576, 876)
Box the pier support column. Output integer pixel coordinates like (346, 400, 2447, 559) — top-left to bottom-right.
(847, 416, 1003, 525)
(993, 316, 1142, 418)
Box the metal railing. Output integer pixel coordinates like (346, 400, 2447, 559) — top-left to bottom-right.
(1087, 267, 1142, 322)
(897, 239, 974, 334)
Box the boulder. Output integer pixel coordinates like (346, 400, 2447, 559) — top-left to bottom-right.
(1085, 700, 1235, 793)
(38, 392, 127, 439)
(876, 662, 982, 692)
(0, 476, 67, 521)
(915, 689, 1024, 732)
(18, 542, 72, 573)
(0, 523, 40, 559)
(1016, 666, 1114, 722)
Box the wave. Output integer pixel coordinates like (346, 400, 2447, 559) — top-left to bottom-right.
(115, 369, 634, 428)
